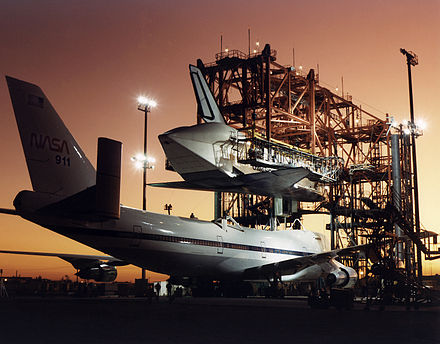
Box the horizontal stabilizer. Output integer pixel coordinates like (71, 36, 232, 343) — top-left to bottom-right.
(0, 208, 18, 215)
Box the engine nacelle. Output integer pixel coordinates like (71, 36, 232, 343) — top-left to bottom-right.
(326, 266, 357, 289)
(281, 264, 323, 282)
(76, 264, 117, 282)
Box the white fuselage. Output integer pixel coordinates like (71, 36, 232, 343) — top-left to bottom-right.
(22, 204, 327, 280)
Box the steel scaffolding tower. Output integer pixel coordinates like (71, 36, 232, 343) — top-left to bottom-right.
(193, 44, 439, 286)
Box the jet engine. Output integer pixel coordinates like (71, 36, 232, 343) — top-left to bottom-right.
(75, 264, 117, 282)
(326, 266, 357, 289)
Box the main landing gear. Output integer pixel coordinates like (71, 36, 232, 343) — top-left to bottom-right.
(308, 278, 354, 310)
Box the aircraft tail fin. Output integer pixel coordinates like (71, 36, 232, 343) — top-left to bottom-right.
(6, 76, 95, 197)
(189, 64, 225, 124)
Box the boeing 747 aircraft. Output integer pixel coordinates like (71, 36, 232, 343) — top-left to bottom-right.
(1, 75, 359, 297)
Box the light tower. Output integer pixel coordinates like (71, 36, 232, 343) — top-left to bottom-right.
(400, 48, 423, 281)
(134, 96, 157, 211)
(134, 95, 156, 282)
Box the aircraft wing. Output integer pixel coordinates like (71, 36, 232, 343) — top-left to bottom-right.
(0, 250, 127, 270)
(243, 244, 368, 279)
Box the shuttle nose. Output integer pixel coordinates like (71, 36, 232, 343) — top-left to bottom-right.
(159, 126, 195, 146)
(159, 122, 234, 146)
(158, 123, 234, 177)
(161, 125, 191, 138)
(160, 125, 204, 144)
(158, 131, 176, 146)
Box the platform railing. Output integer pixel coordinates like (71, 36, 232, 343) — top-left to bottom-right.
(230, 136, 344, 182)
(215, 49, 277, 61)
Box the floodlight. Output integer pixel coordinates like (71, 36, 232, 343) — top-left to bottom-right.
(400, 48, 418, 66)
(137, 95, 157, 111)
(137, 95, 148, 105)
(131, 153, 155, 170)
(415, 118, 427, 131)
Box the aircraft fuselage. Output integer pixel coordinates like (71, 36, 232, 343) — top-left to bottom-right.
(18, 199, 326, 281)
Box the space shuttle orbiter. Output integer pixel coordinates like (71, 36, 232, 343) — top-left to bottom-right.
(152, 65, 342, 202)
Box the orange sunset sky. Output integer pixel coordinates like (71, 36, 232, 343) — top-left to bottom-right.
(0, 0, 439, 281)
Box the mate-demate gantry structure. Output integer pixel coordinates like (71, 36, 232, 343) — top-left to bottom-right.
(192, 44, 439, 287)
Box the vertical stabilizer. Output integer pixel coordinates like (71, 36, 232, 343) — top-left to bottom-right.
(96, 137, 121, 219)
(6, 76, 95, 197)
(189, 65, 225, 124)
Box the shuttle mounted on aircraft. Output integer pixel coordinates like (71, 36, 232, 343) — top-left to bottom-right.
(152, 65, 344, 202)
(1, 74, 360, 296)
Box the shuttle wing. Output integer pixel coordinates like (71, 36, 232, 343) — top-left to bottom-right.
(150, 167, 317, 200)
(149, 180, 254, 194)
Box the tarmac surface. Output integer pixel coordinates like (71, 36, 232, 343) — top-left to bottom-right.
(0, 296, 438, 344)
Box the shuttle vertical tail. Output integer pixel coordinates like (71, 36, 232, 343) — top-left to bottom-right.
(6, 76, 95, 197)
(189, 65, 225, 124)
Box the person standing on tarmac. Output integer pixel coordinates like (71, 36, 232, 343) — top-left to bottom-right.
(154, 282, 161, 301)
(166, 282, 172, 297)
(166, 281, 176, 303)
